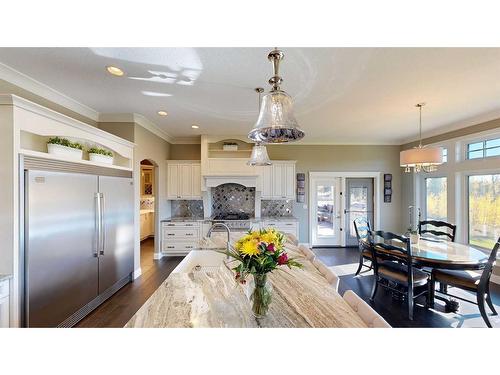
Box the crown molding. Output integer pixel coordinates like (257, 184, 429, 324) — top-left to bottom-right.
(0, 62, 99, 122)
(171, 136, 201, 144)
(98, 113, 175, 143)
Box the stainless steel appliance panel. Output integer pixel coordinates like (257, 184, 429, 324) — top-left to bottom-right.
(98, 175, 134, 294)
(25, 170, 99, 327)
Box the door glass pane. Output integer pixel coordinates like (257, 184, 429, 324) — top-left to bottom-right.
(425, 177, 447, 221)
(349, 187, 368, 238)
(317, 185, 334, 236)
(469, 174, 500, 249)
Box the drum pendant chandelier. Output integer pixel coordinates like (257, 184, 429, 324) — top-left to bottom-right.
(248, 48, 305, 143)
(400, 103, 443, 173)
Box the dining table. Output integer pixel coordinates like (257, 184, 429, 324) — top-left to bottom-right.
(376, 237, 490, 310)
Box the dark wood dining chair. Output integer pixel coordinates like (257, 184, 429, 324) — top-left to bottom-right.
(368, 230, 430, 320)
(418, 220, 457, 242)
(353, 218, 372, 275)
(430, 237, 499, 327)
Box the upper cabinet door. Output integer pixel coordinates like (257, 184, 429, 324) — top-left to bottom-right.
(179, 164, 193, 198)
(167, 164, 180, 199)
(284, 163, 296, 199)
(272, 164, 284, 198)
(192, 164, 201, 198)
(261, 165, 273, 199)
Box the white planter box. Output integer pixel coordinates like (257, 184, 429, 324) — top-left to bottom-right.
(89, 153, 114, 165)
(223, 144, 238, 151)
(47, 143, 83, 160)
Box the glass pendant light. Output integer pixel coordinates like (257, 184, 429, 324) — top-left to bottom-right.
(248, 88, 272, 166)
(248, 48, 305, 143)
(400, 103, 443, 173)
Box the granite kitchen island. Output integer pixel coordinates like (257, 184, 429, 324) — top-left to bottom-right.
(125, 236, 367, 328)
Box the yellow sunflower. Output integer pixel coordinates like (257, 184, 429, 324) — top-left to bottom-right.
(239, 239, 260, 256)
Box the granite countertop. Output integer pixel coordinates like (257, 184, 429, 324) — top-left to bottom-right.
(161, 216, 208, 222)
(125, 235, 367, 328)
(0, 274, 12, 282)
(260, 216, 298, 222)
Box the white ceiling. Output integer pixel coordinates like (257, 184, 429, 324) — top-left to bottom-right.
(1, 47, 500, 144)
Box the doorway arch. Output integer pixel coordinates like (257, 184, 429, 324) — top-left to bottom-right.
(139, 159, 159, 263)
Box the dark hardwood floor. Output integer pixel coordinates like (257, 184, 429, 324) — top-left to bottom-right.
(77, 241, 499, 328)
(76, 238, 183, 328)
(314, 247, 500, 328)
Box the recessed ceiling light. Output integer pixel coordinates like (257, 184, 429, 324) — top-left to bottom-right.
(191, 125, 199, 129)
(106, 66, 124, 76)
(157, 111, 168, 116)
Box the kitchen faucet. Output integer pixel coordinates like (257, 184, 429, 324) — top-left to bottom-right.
(207, 222, 231, 259)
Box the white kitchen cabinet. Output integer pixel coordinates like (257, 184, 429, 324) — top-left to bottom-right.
(167, 161, 201, 200)
(162, 221, 201, 255)
(261, 161, 296, 200)
(0, 279, 9, 328)
(261, 220, 299, 238)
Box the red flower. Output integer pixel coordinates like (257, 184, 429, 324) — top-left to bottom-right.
(277, 252, 288, 265)
(267, 243, 275, 252)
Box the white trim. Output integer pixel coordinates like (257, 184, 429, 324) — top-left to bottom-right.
(0, 62, 99, 121)
(132, 268, 142, 279)
(153, 252, 164, 260)
(299, 242, 311, 248)
(309, 171, 382, 247)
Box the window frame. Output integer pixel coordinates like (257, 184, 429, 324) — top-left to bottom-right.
(424, 176, 448, 222)
(466, 171, 500, 251)
(466, 136, 500, 160)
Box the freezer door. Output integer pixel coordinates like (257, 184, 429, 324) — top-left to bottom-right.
(25, 170, 99, 327)
(98, 176, 134, 294)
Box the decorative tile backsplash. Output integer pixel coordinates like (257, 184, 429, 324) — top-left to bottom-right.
(171, 200, 204, 218)
(140, 197, 155, 210)
(261, 200, 293, 217)
(211, 183, 255, 217)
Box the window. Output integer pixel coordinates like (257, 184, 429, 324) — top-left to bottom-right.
(425, 177, 447, 221)
(442, 148, 447, 163)
(467, 137, 500, 159)
(468, 174, 500, 249)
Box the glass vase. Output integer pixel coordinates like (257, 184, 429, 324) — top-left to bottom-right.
(250, 273, 273, 318)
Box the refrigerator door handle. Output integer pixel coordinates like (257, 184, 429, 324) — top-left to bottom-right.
(99, 193, 105, 256)
(94, 193, 101, 257)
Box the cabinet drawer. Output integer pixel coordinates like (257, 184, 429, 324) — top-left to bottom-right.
(163, 229, 199, 240)
(162, 243, 196, 252)
(162, 222, 199, 228)
(0, 280, 8, 299)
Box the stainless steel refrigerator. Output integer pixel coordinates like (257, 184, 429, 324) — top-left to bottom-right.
(23, 157, 134, 327)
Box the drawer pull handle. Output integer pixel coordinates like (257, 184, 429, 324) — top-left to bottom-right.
(186, 246, 193, 249)
(167, 246, 175, 249)
(167, 233, 175, 236)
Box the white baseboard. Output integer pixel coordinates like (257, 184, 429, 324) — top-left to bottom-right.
(299, 242, 310, 248)
(491, 274, 500, 285)
(132, 268, 142, 279)
(153, 252, 163, 260)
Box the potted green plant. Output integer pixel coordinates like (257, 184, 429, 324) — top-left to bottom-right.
(88, 147, 114, 165)
(47, 137, 83, 160)
(222, 142, 238, 151)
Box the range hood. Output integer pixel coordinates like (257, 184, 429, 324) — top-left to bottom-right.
(204, 175, 259, 190)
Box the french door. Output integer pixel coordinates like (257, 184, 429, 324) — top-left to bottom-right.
(345, 178, 374, 247)
(311, 177, 342, 246)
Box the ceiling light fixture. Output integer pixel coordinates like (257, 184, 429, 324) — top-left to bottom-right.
(157, 111, 168, 116)
(191, 125, 199, 129)
(248, 88, 272, 166)
(400, 103, 443, 173)
(106, 66, 124, 76)
(248, 48, 304, 143)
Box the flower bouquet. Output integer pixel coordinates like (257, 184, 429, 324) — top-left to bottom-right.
(225, 227, 302, 318)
